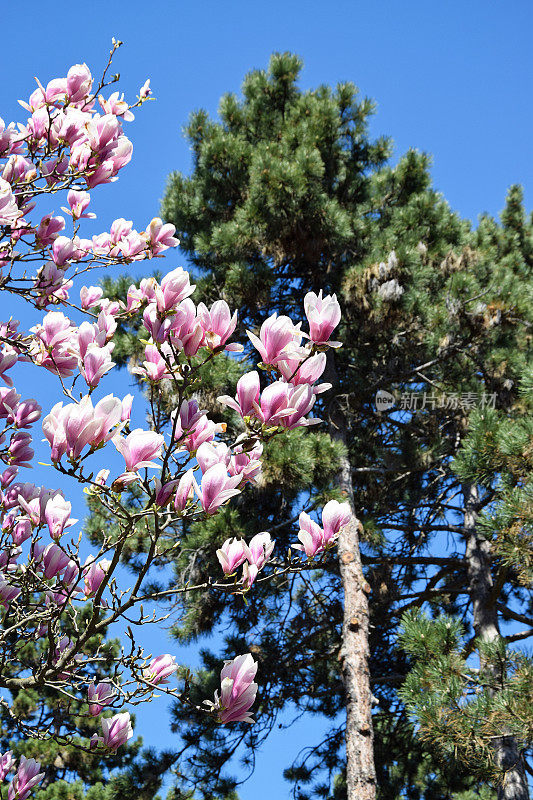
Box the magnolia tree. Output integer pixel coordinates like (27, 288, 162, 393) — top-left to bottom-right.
(0, 43, 350, 797)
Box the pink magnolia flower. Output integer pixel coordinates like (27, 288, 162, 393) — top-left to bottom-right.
(126, 283, 143, 312)
(97, 297, 121, 318)
(113, 429, 164, 472)
(279, 384, 320, 430)
(0, 750, 14, 782)
(11, 518, 32, 546)
(2, 155, 36, 184)
(196, 441, 230, 474)
(88, 682, 115, 716)
(80, 342, 115, 388)
(256, 381, 298, 426)
(95, 308, 117, 340)
(0, 387, 20, 419)
(0, 574, 21, 607)
(152, 477, 179, 507)
(80, 285, 103, 309)
(13, 486, 47, 524)
(197, 300, 241, 351)
(86, 113, 120, 150)
(42, 394, 123, 462)
(8, 431, 34, 467)
(91, 231, 112, 255)
(176, 413, 225, 453)
(247, 314, 302, 366)
(2, 154, 36, 185)
(142, 303, 174, 343)
(138, 279, 157, 302)
(194, 463, 241, 515)
(169, 302, 204, 356)
(132, 343, 170, 382)
(83, 556, 111, 597)
(66, 63, 93, 103)
(118, 230, 145, 259)
(139, 79, 151, 99)
(0, 350, 17, 386)
(121, 394, 133, 422)
(154, 266, 194, 313)
(241, 561, 259, 589)
(50, 107, 89, 147)
(245, 532, 275, 570)
(77, 321, 105, 359)
(60, 559, 79, 590)
(213, 654, 258, 724)
(35, 213, 65, 247)
(175, 398, 205, 433)
(72, 235, 92, 260)
(63, 189, 95, 220)
(144, 218, 180, 256)
(85, 136, 133, 188)
(7, 756, 44, 800)
(293, 511, 325, 559)
(304, 290, 342, 347)
(3, 481, 39, 511)
(99, 91, 134, 122)
(173, 469, 195, 512)
(109, 217, 133, 244)
(321, 500, 351, 545)
(51, 235, 78, 266)
(217, 538, 249, 575)
(0, 118, 21, 157)
(33, 262, 73, 307)
(218, 371, 260, 419)
(277, 351, 331, 394)
(41, 543, 71, 579)
(144, 654, 178, 685)
(30, 311, 78, 376)
(0, 466, 18, 488)
(44, 493, 77, 540)
(0, 177, 20, 226)
(98, 712, 133, 751)
(84, 159, 117, 189)
(11, 399, 42, 428)
(228, 442, 263, 485)
(95, 469, 110, 486)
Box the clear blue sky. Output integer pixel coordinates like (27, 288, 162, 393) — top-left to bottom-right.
(1, 1, 531, 797)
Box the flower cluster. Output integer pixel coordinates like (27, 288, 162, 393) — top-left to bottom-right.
(217, 532, 275, 588)
(204, 653, 258, 724)
(0, 753, 44, 800)
(0, 56, 168, 309)
(218, 295, 341, 434)
(0, 51, 347, 794)
(293, 500, 352, 559)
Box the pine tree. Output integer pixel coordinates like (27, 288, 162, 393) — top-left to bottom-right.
(98, 53, 532, 799)
(400, 369, 533, 794)
(401, 368, 533, 799)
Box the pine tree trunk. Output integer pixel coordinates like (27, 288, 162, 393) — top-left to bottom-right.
(462, 483, 529, 800)
(327, 354, 376, 800)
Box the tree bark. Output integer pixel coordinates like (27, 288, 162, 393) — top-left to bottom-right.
(327, 354, 376, 800)
(462, 483, 529, 800)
